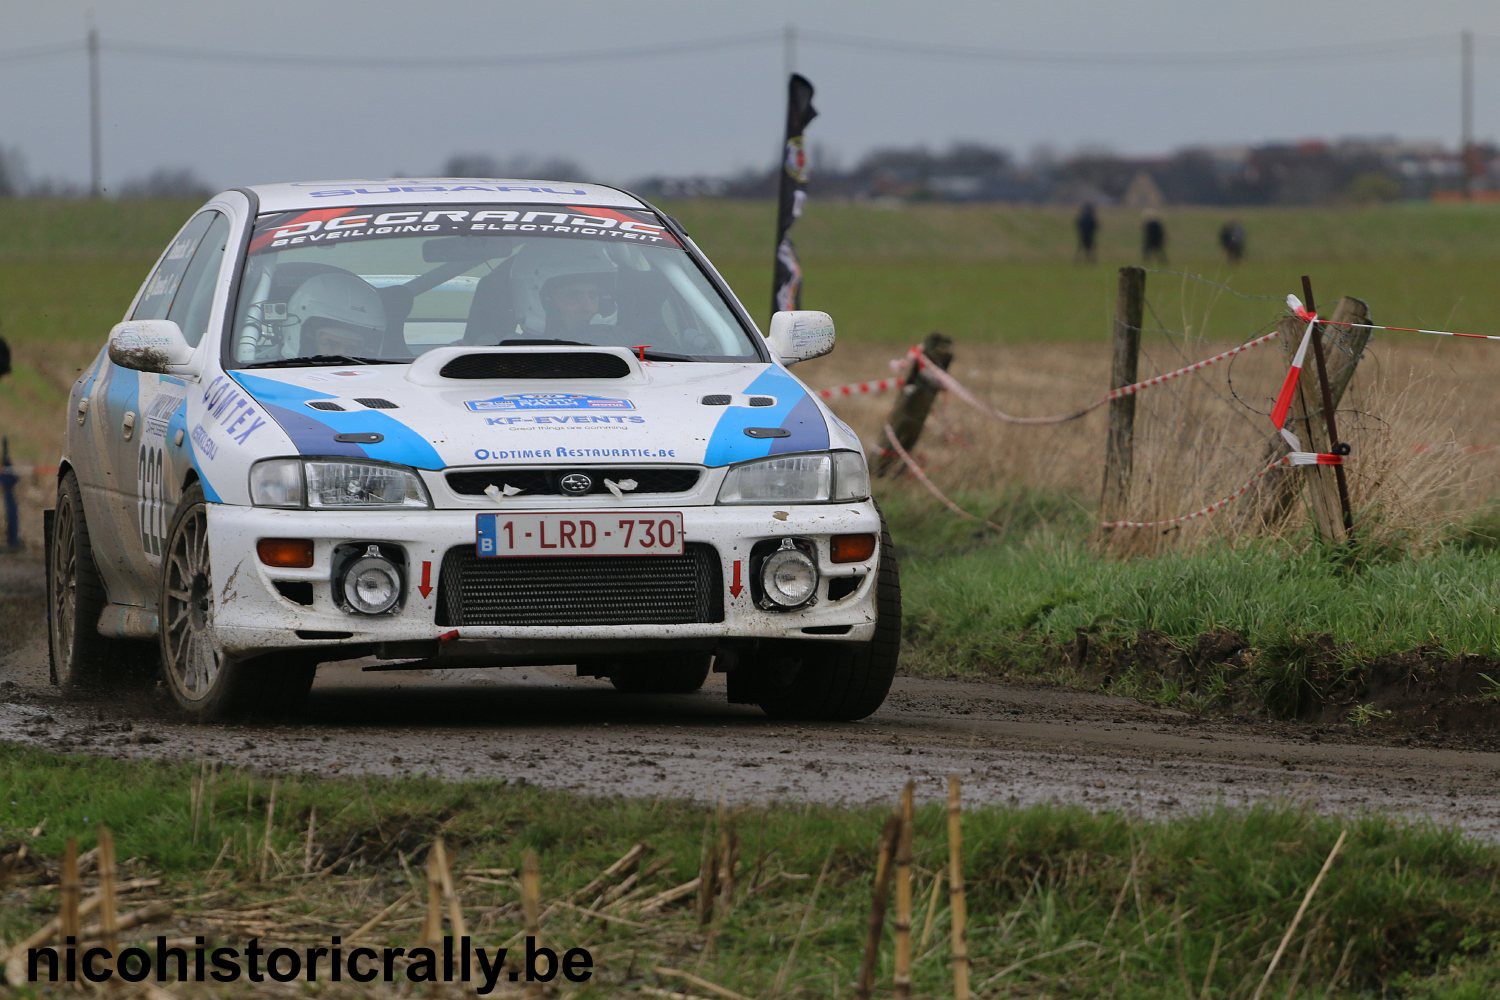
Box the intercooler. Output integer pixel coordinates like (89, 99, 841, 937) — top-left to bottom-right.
(435, 543, 724, 627)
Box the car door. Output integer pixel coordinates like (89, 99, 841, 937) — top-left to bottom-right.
(83, 210, 229, 607)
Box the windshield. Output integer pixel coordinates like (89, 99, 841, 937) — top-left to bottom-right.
(227, 204, 760, 366)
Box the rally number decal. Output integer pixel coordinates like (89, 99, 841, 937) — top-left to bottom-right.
(138, 444, 167, 558)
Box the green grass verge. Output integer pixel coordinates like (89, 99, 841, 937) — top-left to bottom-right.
(2, 746, 1497, 996)
(885, 492, 1500, 722)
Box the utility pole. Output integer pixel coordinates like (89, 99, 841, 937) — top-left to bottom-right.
(88, 25, 102, 198)
(1461, 29, 1474, 198)
(783, 23, 797, 80)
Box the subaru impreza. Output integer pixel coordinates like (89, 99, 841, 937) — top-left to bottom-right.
(49, 179, 898, 720)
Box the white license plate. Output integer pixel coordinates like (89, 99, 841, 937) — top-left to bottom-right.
(476, 512, 684, 557)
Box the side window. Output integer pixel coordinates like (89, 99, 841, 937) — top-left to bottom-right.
(132, 212, 216, 321)
(166, 213, 230, 347)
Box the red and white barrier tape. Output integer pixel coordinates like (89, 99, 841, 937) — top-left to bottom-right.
(900, 327, 1283, 426)
(883, 420, 1342, 533)
(880, 424, 1005, 533)
(1269, 297, 1320, 452)
(1282, 292, 1500, 344)
(817, 347, 922, 400)
(818, 374, 906, 399)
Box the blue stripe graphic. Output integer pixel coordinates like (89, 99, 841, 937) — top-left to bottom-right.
(702, 366, 829, 467)
(231, 372, 445, 470)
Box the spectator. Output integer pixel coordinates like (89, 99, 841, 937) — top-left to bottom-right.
(1074, 202, 1099, 263)
(1219, 220, 1246, 264)
(1141, 214, 1167, 264)
(0, 334, 10, 381)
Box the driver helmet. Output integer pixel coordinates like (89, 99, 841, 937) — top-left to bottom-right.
(509, 241, 616, 336)
(285, 271, 385, 355)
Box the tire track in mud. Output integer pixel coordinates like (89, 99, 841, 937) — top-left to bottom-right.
(4, 553, 1499, 841)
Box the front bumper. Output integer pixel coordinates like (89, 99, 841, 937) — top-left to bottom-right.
(206, 500, 882, 661)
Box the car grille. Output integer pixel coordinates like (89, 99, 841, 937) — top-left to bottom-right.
(436, 543, 723, 627)
(438, 352, 631, 380)
(446, 467, 701, 497)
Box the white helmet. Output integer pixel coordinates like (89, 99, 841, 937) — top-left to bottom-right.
(286, 271, 384, 353)
(509, 241, 616, 335)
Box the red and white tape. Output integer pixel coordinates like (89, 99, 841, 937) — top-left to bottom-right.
(880, 424, 1005, 533)
(902, 327, 1284, 426)
(1269, 296, 1321, 452)
(885, 418, 1341, 533)
(818, 374, 906, 399)
(817, 347, 923, 400)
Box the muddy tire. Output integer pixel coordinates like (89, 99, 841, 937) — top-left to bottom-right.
(755, 519, 901, 722)
(610, 656, 712, 694)
(49, 470, 156, 691)
(159, 483, 313, 720)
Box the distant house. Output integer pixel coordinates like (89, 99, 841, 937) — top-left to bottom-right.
(1122, 171, 1166, 210)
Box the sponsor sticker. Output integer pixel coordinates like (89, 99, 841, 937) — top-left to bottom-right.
(248, 204, 681, 254)
(466, 393, 635, 412)
(484, 414, 643, 426)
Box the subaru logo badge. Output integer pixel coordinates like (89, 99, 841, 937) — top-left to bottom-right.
(559, 472, 593, 495)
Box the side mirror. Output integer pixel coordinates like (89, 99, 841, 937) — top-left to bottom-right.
(107, 320, 195, 374)
(767, 310, 836, 365)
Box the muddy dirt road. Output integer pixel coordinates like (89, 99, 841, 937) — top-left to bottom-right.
(4, 554, 1499, 840)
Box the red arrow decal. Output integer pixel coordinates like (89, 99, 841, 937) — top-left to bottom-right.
(418, 560, 433, 599)
(729, 559, 743, 598)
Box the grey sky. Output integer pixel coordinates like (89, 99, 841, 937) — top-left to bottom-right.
(6, 0, 1500, 191)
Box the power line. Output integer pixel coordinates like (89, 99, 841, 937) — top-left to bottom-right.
(798, 29, 1458, 67)
(0, 41, 81, 63)
(98, 31, 782, 70)
(5, 29, 1481, 73)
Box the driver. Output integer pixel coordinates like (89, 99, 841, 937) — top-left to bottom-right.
(285, 271, 386, 357)
(509, 241, 617, 341)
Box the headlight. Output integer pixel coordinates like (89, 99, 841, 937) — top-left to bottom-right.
(717, 451, 870, 504)
(250, 459, 430, 509)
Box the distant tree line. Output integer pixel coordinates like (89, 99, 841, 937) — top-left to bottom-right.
(0, 139, 1483, 205)
(634, 138, 1487, 206)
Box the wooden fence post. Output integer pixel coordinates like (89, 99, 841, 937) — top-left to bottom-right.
(1100, 266, 1144, 524)
(1250, 295, 1371, 536)
(874, 331, 954, 478)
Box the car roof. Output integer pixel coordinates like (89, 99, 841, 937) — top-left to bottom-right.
(243, 178, 647, 213)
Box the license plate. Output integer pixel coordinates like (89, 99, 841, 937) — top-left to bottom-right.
(476, 512, 684, 557)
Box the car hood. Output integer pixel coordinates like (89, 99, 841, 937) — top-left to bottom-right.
(226, 350, 839, 471)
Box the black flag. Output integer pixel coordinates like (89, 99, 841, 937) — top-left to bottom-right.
(772, 73, 816, 318)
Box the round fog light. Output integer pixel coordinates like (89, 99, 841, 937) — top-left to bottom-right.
(761, 544, 818, 609)
(341, 546, 401, 615)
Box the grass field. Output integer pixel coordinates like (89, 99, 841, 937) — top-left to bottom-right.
(6, 197, 1500, 463)
(2, 197, 1499, 722)
(3, 746, 1498, 996)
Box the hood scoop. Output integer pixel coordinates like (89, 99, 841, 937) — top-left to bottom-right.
(438, 351, 632, 380)
(406, 345, 644, 386)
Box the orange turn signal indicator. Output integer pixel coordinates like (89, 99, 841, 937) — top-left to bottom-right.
(830, 533, 877, 564)
(257, 538, 314, 568)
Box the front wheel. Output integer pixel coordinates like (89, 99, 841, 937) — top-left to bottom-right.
(159, 484, 313, 720)
(755, 519, 902, 722)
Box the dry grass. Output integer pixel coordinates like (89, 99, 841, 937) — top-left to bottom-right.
(808, 327, 1500, 555)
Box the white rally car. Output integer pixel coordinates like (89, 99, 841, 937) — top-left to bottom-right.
(48, 179, 899, 721)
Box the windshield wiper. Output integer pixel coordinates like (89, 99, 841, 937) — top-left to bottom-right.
(636, 348, 695, 362)
(236, 355, 405, 369)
